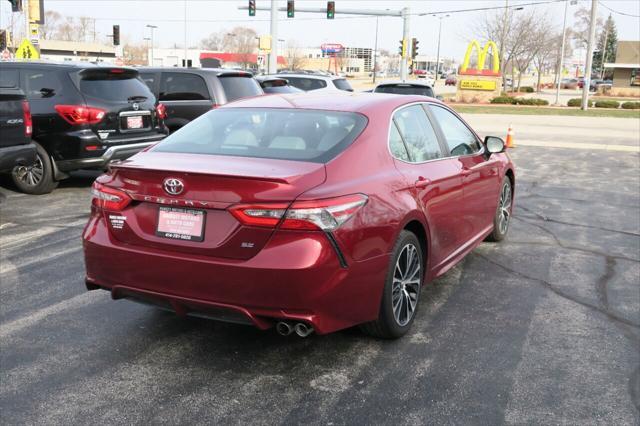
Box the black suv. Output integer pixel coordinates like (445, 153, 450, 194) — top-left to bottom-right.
(0, 87, 36, 176)
(137, 68, 263, 132)
(0, 62, 168, 194)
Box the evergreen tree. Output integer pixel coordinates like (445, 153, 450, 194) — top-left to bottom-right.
(593, 14, 617, 78)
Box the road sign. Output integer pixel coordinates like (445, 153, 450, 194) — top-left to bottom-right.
(258, 35, 271, 52)
(1, 49, 12, 61)
(29, 23, 39, 45)
(15, 39, 40, 60)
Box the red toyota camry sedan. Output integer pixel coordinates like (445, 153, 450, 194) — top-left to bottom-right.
(83, 93, 515, 339)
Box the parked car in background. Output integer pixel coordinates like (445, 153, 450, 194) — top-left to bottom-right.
(590, 79, 613, 92)
(273, 72, 353, 92)
(373, 80, 437, 99)
(138, 68, 263, 133)
(560, 78, 579, 89)
(445, 75, 457, 86)
(0, 87, 37, 180)
(254, 76, 303, 94)
(412, 70, 436, 86)
(83, 93, 515, 338)
(0, 62, 168, 194)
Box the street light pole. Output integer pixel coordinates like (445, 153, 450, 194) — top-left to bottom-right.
(400, 7, 410, 81)
(434, 14, 449, 79)
(581, 0, 598, 110)
(554, 0, 570, 105)
(146, 25, 158, 66)
(184, 0, 188, 66)
(268, 0, 278, 74)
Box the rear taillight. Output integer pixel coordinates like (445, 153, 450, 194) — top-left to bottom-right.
(22, 100, 32, 137)
(55, 105, 106, 125)
(91, 182, 131, 211)
(156, 103, 167, 120)
(229, 194, 368, 231)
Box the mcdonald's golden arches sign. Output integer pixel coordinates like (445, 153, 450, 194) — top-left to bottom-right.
(460, 40, 501, 76)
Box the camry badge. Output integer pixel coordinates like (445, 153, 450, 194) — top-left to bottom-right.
(163, 178, 184, 196)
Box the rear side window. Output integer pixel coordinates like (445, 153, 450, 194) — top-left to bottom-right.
(375, 84, 434, 98)
(218, 76, 262, 102)
(0, 68, 19, 88)
(392, 105, 442, 162)
(429, 105, 481, 156)
(333, 79, 353, 92)
(285, 77, 327, 91)
(160, 72, 209, 101)
(389, 124, 410, 162)
(78, 72, 153, 102)
(23, 69, 63, 99)
(152, 108, 367, 163)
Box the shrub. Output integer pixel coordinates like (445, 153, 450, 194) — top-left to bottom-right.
(594, 100, 620, 109)
(621, 101, 640, 110)
(567, 98, 594, 107)
(515, 98, 549, 106)
(490, 96, 516, 104)
(519, 86, 535, 93)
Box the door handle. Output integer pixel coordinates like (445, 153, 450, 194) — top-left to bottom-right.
(415, 176, 431, 188)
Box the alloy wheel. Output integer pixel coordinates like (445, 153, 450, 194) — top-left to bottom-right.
(13, 155, 44, 187)
(392, 243, 421, 326)
(497, 182, 512, 234)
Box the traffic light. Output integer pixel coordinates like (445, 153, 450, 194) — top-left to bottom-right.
(327, 1, 335, 19)
(0, 30, 6, 51)
(10, 0, 23, 12)
(287, 0, 294, 18)
(398, 39, 407, 58)
(112, 25, 120, 46)
(248, 0, 256, 16)
(411, 38, 419, 59)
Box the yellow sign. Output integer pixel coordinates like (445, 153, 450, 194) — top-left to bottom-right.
(29, 0, 44, 24)
(460, 80, 497, 91)
(258, 35, 272, 52)
(15, 39, 40, 60)
(460, 40, 500, 76)
(29, 23, 39, 37)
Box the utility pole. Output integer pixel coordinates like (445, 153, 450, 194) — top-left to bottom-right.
(554, 0, 570, 105)
(146, 24, 158, 66)
(268, 0, 278, 74)
(400, 7, 410, 81)
(581, 0, 598, 110)
(434, 14, 449, 79)
(599, 18, 609, 79)
(184, 0, 188, 67)
(372, 16, 379, 84)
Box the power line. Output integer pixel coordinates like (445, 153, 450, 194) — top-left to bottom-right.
(597, 1, 640, 18)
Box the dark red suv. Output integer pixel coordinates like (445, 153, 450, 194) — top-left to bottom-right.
(83, 93, 515, 338)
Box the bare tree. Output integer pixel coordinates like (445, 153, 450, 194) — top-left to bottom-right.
(570, 7, 603, 49)
(41, 10, 62, 40)
(224, 26, 257, 69)
(76, 17, 93, 42)
(533, 32, 562, 91)
(284, 41, 307, 71)
(200, 32, 223, 51)
(57, 17, 76, 41)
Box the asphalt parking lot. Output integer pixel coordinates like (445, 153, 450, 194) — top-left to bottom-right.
(1, 125, 639, 424)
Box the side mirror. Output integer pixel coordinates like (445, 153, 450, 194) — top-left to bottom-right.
(485, 136, 506, 154)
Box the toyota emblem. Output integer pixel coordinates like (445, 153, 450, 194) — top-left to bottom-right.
(163, 178, 184, 196)
(132, 102, 140, 111)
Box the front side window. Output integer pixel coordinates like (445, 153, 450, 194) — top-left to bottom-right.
(152, 108, 367, 163)
(159, 72, 209, 101)
(392, 105, 442, 162)
(429, 105, 481, 156)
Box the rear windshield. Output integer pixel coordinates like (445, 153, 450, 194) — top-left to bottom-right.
(219, 76, 262, 102)
(375, 84, 435, 98)
(78, 73, 153, 102)
(333, 78, 353, 92)
(152, 108, 367, 163)
(284, 77, 327, 91)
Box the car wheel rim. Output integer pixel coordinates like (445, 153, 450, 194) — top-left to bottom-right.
(498, 182, 512, 234)
(392, 243, 421, 327)
(14, 155, 44, 187)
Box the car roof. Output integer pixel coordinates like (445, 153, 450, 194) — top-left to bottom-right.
(0, 60, 136, 71)
(222, 92, 444, 115)
(136, 67, 253, 77)
(375, 80, 433, 88)
(270, 73, 341, 81)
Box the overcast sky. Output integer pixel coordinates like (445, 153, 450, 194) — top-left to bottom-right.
(1, 0, 639, 59)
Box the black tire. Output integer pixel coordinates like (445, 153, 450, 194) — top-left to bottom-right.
(486, 177, 513, 242)
(361, 230, 424, 339)
(11, 142, 58, 195)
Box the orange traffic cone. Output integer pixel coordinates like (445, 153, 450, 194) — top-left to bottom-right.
(505, 125, 515, 148)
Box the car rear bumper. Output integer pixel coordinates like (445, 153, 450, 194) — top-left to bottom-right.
(56, 133, 167, 172)
(83, 214, 388, 334)
(0, 143, 37, 172)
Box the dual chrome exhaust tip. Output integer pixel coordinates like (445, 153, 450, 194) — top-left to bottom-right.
(276, 321, 314, 337)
